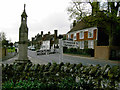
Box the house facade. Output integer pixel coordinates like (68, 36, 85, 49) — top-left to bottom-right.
(66, 18, 109, 50)
(31, 30, 59, 50)
(67, 27, 98, 49)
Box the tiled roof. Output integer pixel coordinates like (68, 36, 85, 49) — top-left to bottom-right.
(67, 16, 96, 33)
(43, 34, 54, 41)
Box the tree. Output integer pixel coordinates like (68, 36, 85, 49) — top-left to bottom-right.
(67, 0, 120, 46)
(67, 0, 100, 21)
(0, 32, 9, 47)
(0, 32, 6, 41)
(67, 1, 92, 21)
(106, 1, 120, 46)
(9, 42, 13, 47)
(89, 1, 100, 16)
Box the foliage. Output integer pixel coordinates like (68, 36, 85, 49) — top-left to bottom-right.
(67, 1, 92, 21)
(67, 0, 120, 21)
(67, 0, 102, 21)
(67, 0, 120, 46)
(2, 62, 120, 89)
(82, 11, 120, 46)
(0, 32, 6, 41)
(7, 47, 15, 53)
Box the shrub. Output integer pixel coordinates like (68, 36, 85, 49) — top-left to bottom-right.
(63, 47, 94, 57)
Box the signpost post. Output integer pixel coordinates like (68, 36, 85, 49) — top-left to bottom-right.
(59, 39, 63, 64)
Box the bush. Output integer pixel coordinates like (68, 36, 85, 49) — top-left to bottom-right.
(63, 47, 94, 57)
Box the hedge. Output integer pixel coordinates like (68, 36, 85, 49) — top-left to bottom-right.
(2, 62, 120, 89)
(63, 47, 94, 57)
(7, 47, 15, 53)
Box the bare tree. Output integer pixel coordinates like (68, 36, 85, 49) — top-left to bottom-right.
(0, 32, 6, 41)
(67, 0, 100, 21)
(67, 0, 92, 21)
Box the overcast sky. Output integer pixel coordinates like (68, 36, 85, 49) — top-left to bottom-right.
(0, 0, 71, 42)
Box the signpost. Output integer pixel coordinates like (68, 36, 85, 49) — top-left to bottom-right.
(59, 39, 79, 63)
(59, 39, 63, 63)
(62, 40, 79, 48)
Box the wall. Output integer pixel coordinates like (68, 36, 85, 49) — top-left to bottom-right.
(0, 48, 2, 59)
(110, 46, 120, 60)
(95, 46, 120, 60)
(0, 48, 7, 59)
(95, 46, 110, 60)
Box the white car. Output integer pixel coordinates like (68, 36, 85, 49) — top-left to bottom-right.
(31, 47, 35, 51)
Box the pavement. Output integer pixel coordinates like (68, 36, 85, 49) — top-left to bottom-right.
(64, 53, 120, 65)
(1, 52, 17, 61)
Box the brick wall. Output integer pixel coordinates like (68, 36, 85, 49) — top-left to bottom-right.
(95, 46, 110, 60)
(95, 46, 120, 60)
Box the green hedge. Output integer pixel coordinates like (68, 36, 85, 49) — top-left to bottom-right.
(2, 62, 120, 89)
(63, 47, 94, 57)
(7, 47, 15, 53)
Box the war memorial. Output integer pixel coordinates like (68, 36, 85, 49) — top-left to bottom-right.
(15, 4, 31, 64)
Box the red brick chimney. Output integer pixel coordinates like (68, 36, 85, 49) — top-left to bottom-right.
(54, 30, 57, 39)
(119, 10, 120, 17)
(41, 31, 43, 37)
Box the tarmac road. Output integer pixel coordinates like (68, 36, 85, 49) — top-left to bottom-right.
(1, 50, 120, 67)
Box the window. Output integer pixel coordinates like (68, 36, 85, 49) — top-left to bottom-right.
(88, 30, 93, 38)
(68, 34, 70, 40)
(88, 40, 94, 49)
(73, 33, 76, 40)
(79, 41, 84, 49)
(67, 34, 69, 40)
(79, 31, 84, 39)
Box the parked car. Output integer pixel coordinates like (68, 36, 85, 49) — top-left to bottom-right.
(31, 47, 35, 51)
(37, 50, 46, 55)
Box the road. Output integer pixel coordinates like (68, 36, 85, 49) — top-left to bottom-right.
(1, 50, 120, 67)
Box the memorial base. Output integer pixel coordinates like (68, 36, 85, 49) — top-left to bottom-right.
(14, 60, 31, 64)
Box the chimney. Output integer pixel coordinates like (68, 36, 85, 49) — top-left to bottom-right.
(73, 20, 76, 27)
(119, 10, 120, 17)
(41, 31, 43, 36)
(48, 31, 50, 35)
(54, 30, 57, 39)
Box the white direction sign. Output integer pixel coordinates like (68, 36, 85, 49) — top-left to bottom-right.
(62, 40, 79, 48)
(59, 39, 79, 63)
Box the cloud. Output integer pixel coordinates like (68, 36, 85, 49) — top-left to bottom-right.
(0, 0, 71, 42)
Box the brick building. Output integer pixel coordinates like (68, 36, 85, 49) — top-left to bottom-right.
(66, 19, 109, 49)
(32, 30, 59, 49)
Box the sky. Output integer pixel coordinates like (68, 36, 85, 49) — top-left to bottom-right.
(0, 0, 71, 43)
